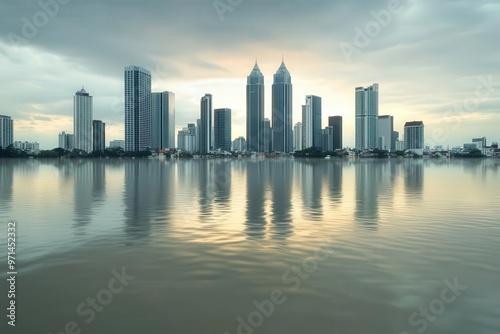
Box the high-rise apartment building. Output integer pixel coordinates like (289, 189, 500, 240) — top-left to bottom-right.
(272, 61, 293, 153)
(355, 84, 379, 150)
(125, 66, 151, 152)
(92, 120, 106, 152)
(151, 91, 175, 150)
(302, 95, 322, 150)
(214, 108, 232, 152)
(74, 88, 93, 153)
(404, 121, 425, 150)
(293, 122, 303, 151)
(246, 62, 265, 152)
(377, 115, 394, 151)
(0, 115, 14, 149)
(200, 94, 213, 154)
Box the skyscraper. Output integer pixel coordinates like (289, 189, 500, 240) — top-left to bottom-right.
(246, 62, 265, 152)
(200, 94, 213, 154)
(272, 60, 293, 153)
(302, 95, 322, 150)
(125, 66, 152, 152)
(214, 108, 232, 152)
(263, 118, 272, 153)
(151, 91, 175, 150)
(377, 115, 394, 151)
(74, 88, 93, 153)
(404, 121, 425, 150)
(293, 122, 303, 151)
(328, 116, 343, 150)
(355, 84, 379, 150)
(0, 115, 13, 149)
(92, 120, 106, 152)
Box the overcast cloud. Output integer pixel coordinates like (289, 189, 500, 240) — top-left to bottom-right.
(0, 0, 499, 149)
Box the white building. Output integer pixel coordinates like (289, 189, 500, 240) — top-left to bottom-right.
(74, 88, 93, 153)
(378, 115, 394, 151)
(355, 84, 379, 150)
(14, 141, 40, 153)
(109, 140, 125, 149)
(293, 122, 303, 151)
(302, 95, 322, 149)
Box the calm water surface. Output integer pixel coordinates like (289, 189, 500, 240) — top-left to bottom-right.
(0, 158, 499, 334)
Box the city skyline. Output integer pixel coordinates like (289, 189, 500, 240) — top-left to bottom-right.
(1, 1, 499, 149)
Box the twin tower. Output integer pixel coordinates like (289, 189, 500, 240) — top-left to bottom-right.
(247, 61, 293, 153)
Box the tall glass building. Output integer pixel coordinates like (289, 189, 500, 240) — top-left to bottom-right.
(355, 84, 379, 150)
(125, 66, 151, 152)
(272, 61, 293, 153)
(214, 108, 232, 152)
(200, 94, 213, 154)
(151, 91, 175, 150)
(246, 62, 265, 152)
(74, 88, 93, 153)
(92, 120, 106, 152)
(302, 95, 322, 150)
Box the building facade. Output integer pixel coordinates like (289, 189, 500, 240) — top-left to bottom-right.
(74, 88, 93, 153)
(0, 115, 14, 149)
(293, 122, 303, 151)
(355, 84, 379, 150)
(151, 91, 175, 150)
(302, 95, 322, 150)
(272, 61, 293, 153)
(92, 120, 106, 152)
(246, 62, 265, 152)
(328, 116, 343, 150)
(109, 140, 125, 149)
(125, 66, 152, 152)
(377, 115, 394, 151)
(199, 94, 213, 154)
(404, 121, 425, 150)
(214, 108, 232, 152)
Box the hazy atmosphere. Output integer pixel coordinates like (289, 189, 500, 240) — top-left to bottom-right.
(1, 0, 499, 148)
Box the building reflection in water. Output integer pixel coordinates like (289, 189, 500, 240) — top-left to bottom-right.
(245, 160, 268, 239)
(355, 160, 381, 228)
(270, 159, 293, 240)
(72, 160, 105, 229)
(404, 160, 424, 198)
(326, 160, 343, 206)
(300, 160, 323, 221)
(0, 160, 15, 214)
(123, 160, 173, 241)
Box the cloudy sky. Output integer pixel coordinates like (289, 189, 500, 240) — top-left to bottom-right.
(1, 0, 499, 149)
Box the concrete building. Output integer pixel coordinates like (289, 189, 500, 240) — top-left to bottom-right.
(74, 88, 93, 153)
(13, 141, 39, 153)
(355, 84, 379, 150)
(58, 131, 74, 151)
(377, 115, 394, 151)
(404, 121, 425, 150)
(109, 140, 125, 149)
(293, 122, 303, 151)
(0, 115, 14, 149)
(232, 137, 247, 152)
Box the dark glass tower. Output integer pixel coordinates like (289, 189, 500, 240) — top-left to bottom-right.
(272, 61, 293, 153)
(214, 108, 232, 152)
(246, 62, 265, 152)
